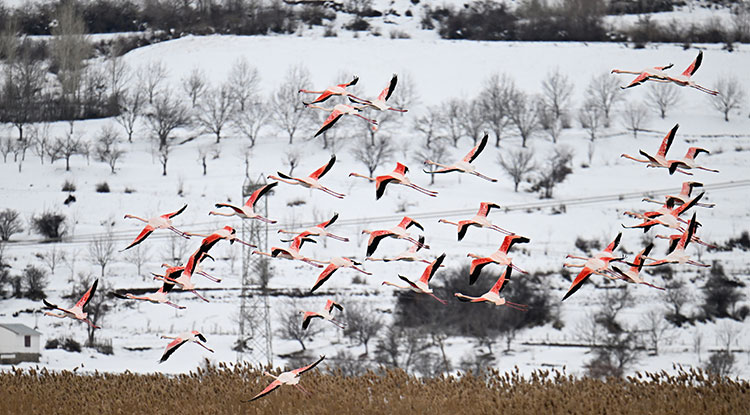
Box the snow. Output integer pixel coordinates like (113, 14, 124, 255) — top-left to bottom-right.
(1, 34, 749, 378)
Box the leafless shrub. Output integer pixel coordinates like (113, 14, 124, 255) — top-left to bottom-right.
(284, 148, 302, 176)
(621, 101, 651, 138)
(440, 98, 465, 147)
(233, 98, 269, 148)
(278, 301, 320, 351)
(351, 134, 395, 177)
(32, 210, 67, 240)
(507, 90, 540, 147)
(22, 265, 47, 300)
(94, 124, 125, 173)
(647, 83, 681, 119)
(123, 244, 151, 280)
(272, 64, 312, 144)
(145, 91, 190, 150)
(413, 105, 443, 149)
(640, 310, 673, 355)
(709, 75, 745, 122)
(585, 73, 622, 127)
(36, 246, 65, 276)
(138, 60, 168, 105)
(344, 303, 382, 355)
(88, 231, 115, 278)
(541, 68, 574, 125)
(459, 98, 486, 145)
(578, 100, 604, 141)
(196, 84, 235, 143)
(227, 58, 260, 112)
(0, 209, 23, 241)
(48, 131, 86, 171)
(498, 147, 535, 192)
(115, 88, 145, 143)
(531, 145, 573, 198)
(479, 73, 515, 147)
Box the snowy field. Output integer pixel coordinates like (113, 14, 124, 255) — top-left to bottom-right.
(1, 35, 749, 378)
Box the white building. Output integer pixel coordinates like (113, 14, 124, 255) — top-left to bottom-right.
(0, 323, 42, 364)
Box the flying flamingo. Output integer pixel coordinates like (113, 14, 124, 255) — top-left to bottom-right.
(362, 216, 429, 257)
(423, 133, 497, 182)
(663, 51, 719, 95)
(643, 213, 709, 267)
(454, 265, 529, 310)
(624, 192, 704, 233)
(562, 233, 625, 301)
(654, 232, 716, 249)
(42, 279, 100, 328)
(306, 103, 377, 138)
(253, 235, 324, 268)
(278, 212, 349, 242)
(350, 162, 438, 200)
(611, 62, 674, 89)
(438, 202, 512, 241)
(209, 182, 277, 222)
(244, 355, 325, 402)
(348, 74, 408, 112)
(267, 155, 345, 198)
(668, 147, 719, 174)
(301, 300, 344, 329)
(122, 204, 189, 250)
(152, 262, 210, 303)
(299, 76, 363, 104)
(159, 331, 214, 363)
(611, 244, 664, 290)
(642, 181, 715, 208)
(382, 253, 447, 304)
(113, 280, 186, 309)
(467, 234, 530, 285)
(366, 235, 431, 263)
(310, 257, 371, 293)
(162, 253, 222, 283)
(621, 124, 692, 175)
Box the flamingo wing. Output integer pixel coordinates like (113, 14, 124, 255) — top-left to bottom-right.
(245, 182, 278, 207)
(214, 203, 245, 215)
(656, 124, 679, 158)
(603, 232, 622, 253)
(302, 313, 322, 330)
(366, 232, 390, 257)
(681, 213, 699, 250)
(400, 217, 424, 231)
(159, 338, 187, 363)
(311, 264, 338, 293)
(397, 275, 420, 290)
(621, 72, 650, 89)
(377, 74, 398, 102)
(314, 110, 343, 138)
(633, 244, 654, 272)
(682, 50, 703, 77)
(675, 192, 704, 216)
(477, 202, 499, 217)
(419, 253, 446, 284)
(75, 279, 99, 310)
(375, 176, 397, 200)
(500, 235, 530, 253)
(311, 90, 334, 104)
(456, 221, 474, 242)
(490, 266, 512, 295)
(562, 267, 595, 301)
(163, 204, 188, 219)
(463, 133, 489, 163)
(42, 298, 63, 311)
(326, 300, 343, 313)
(123, 225, 155, 250)
(245, 380, 282, 402)
(318, 212, 339, 229)
(293, 354, 326, 375)
(392, 162, 408, 176)
(309, 154, 337, 180)
(469, 257, 493, 285)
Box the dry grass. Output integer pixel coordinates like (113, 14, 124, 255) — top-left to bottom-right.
(1, 364, 748, 414)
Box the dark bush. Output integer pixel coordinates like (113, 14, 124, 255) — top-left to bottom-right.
(96, 182, 110, 193)
(725, 231, 750, 251)
(0, 209, 24, 241)
(704, 350, 735, 377)
(62, 180, 76, 192)
(44, 338, 60, 350)
(82, 0, 141, 33)
(345, 17, 370, 31)
(700, 261, 746, 320)
(298, 5, 336, 26)
(437, 1, 517, 40)
(31, 211, 66, 240)
(22, 265, 47, 300)
(63, 337, 82, 353)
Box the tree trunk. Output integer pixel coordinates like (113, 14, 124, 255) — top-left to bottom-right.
(65, 156, 70, 171)
(162, 160, 167, 176)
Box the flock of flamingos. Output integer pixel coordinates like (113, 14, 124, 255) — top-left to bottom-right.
(39, 50, 720, 401)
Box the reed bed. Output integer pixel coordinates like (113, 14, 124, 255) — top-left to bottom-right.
(1, 364, 748, 414)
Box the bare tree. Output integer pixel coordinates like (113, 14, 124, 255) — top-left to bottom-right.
(344, 303, 382, 355)
(479, 73, 514, 147)
(145, 92, 190, 150)
(663, 277, 691, 325)
(1, 138, 14, 163)
(351, 134, 395, 177)
(537, 103, 564, 143)
(621, 101, 651, 138)
(272, 64, 312, 144)
(1, 42, 47, 142)
(647, 83, 681, 119)
(498, 147, 535, 192)
(541, 68, 574, 124)
(22, 265, 48, 300)
(284, 148, 302, 176)
(233, 98, 269, 147)
(710, 75, 745, 122)
(49, 131, 86, 171)
(440, 98, 465, 147)
(640, 310, 672, 355)
(88, 232, 115, 278)
(715, 320, 743, 353)
(507, 90, 540, 147)
(585, 73, 622, 127)
(414, 138, 448, 185)
(105, 49, 130, 108)
(124, 243, 151, 279)
(115, 88, 144, 143)
(532, 145, 574, 198)
(278, 301, 321, 351)
(227, 58, 260, 112)
(49, 2, 91, 120)
(413, 105, 443, 149)
(196, 84, 235, 143)
(36, 246, 65, 276)
(0, 209, 23, 241)
(139, 61, 168, 105)
(94, 125, 125, 174)
(162, 233, 190, 264)
(578, 100, 604, 141)
(73, 272, 111, 347)
(459, 97, 486, 145)
(182, 67, 208, 108)
(157, 140, 171, 176)
(29, 123, 51, 165)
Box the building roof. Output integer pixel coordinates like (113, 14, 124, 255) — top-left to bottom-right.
(0, 323, 42, 336)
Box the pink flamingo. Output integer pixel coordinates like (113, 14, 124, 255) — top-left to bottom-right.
(349, 74, 408, 112)
(122, 204, 189, 250)
(278, 212, 349, 242)
(642, 213, 709, 267)
(42, 279, 100, 328)
(299, 76, 363, 104)
(253, 234, 324, 268)
(382, 253, 447, 304)
(310, 257, 371, 293)
(611, 244, 664, 290)
(668, 147, 719, 174)
(438, 202, 512, 241)
(467, 234, 530, 285)
(663, 51, 719, 95)
(113, 280, 186, 309)
(350, 162, 438, 200)
(362, 216, 429, 257)
(301, 300, 344, 329)
(209, 182, 277, 222)
(244, 355, 325, 402)
(424, 133, 497, 182)
(621, 124, 692, 175)
(268, 155, 345, 198)
(366, 235, 431, 264)
(455, 265, 529, 310)
(611, 63, 673, 89)
(562, 233, 624, 301)
(306, 103, 377, 138)
(159, 331, 214, 363)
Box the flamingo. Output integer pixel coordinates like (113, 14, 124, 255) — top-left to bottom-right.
(621, 124, 692, 175)
(209, 182, 277, 222)
(454, 265, 529, 310)
(253, 234, 324, 268)
(654, 232, 716, 249)
(348, 74, 407, 112)
(122, 204, 189, 250)
(611, 63, 674, 89)
(562, 233, 625, 301)
(663, 51, 719, 95)
(244, 355, 325, 402)
(42, 279, 100, 328)
(642, 181, 715, 208)
(162, 253, 221, 283)
(467, 234, 530, 285)
(643, 213, 709, 267)
(159, 331, 214, 363)
(423, 133, 497, 182)
(310, 257, 371, 293)
(299, 76, 362, 104)
(278, 212, 349, 242)
(382, 253, 447, 304)
(153, 263, 210, 303)
(624, 192, 704, 233)
(362, 216, 429, 257)
(349, 162, 438, 200)
(305, 103, 377, 138)
(267, 155, 345, 198)
(301, 300, 344, 329)
(185, 226, 256, 267)
(668, 147, 719, 174)
(113, 280, 186, 309)
(438, 202, 512, 241)
(611, 244, 664, 290)
(366, 235, 431, 263)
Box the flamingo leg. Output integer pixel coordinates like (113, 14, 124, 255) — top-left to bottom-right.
(83, 318, 100, 329)
(641, 282, 665, 290)
(235, 239, 258, 248)
(510, 263, 528, 275)
(329, 319, 345, 328)
(506, 302, 529, 311)
(294, 384, 312, 396)
(353, 113, 377, 124)
(166, 301, 186, 309)
(319, 186, 346, 198)
(697, 166, 719, 173)
(563, 263, 584, 268)
(428, 293, 447, 305)
(407, 183, 438, 196)
(351, 266, 372, 275)
(255, 216, 277, 224)
(405, 237, 429, 250)
(302, 258, 325, 268)
(325, 233, 349, 242)
(169, 226, 191, 239)
(687, 260, 710, 267)
(196, 341, 215, 353)
(191, 290, 210, 302)
(489, 224, 513, 235)
(197, 271, 222, 283)
(472, 171, 498, 182)
(387, 107, 408, 113)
